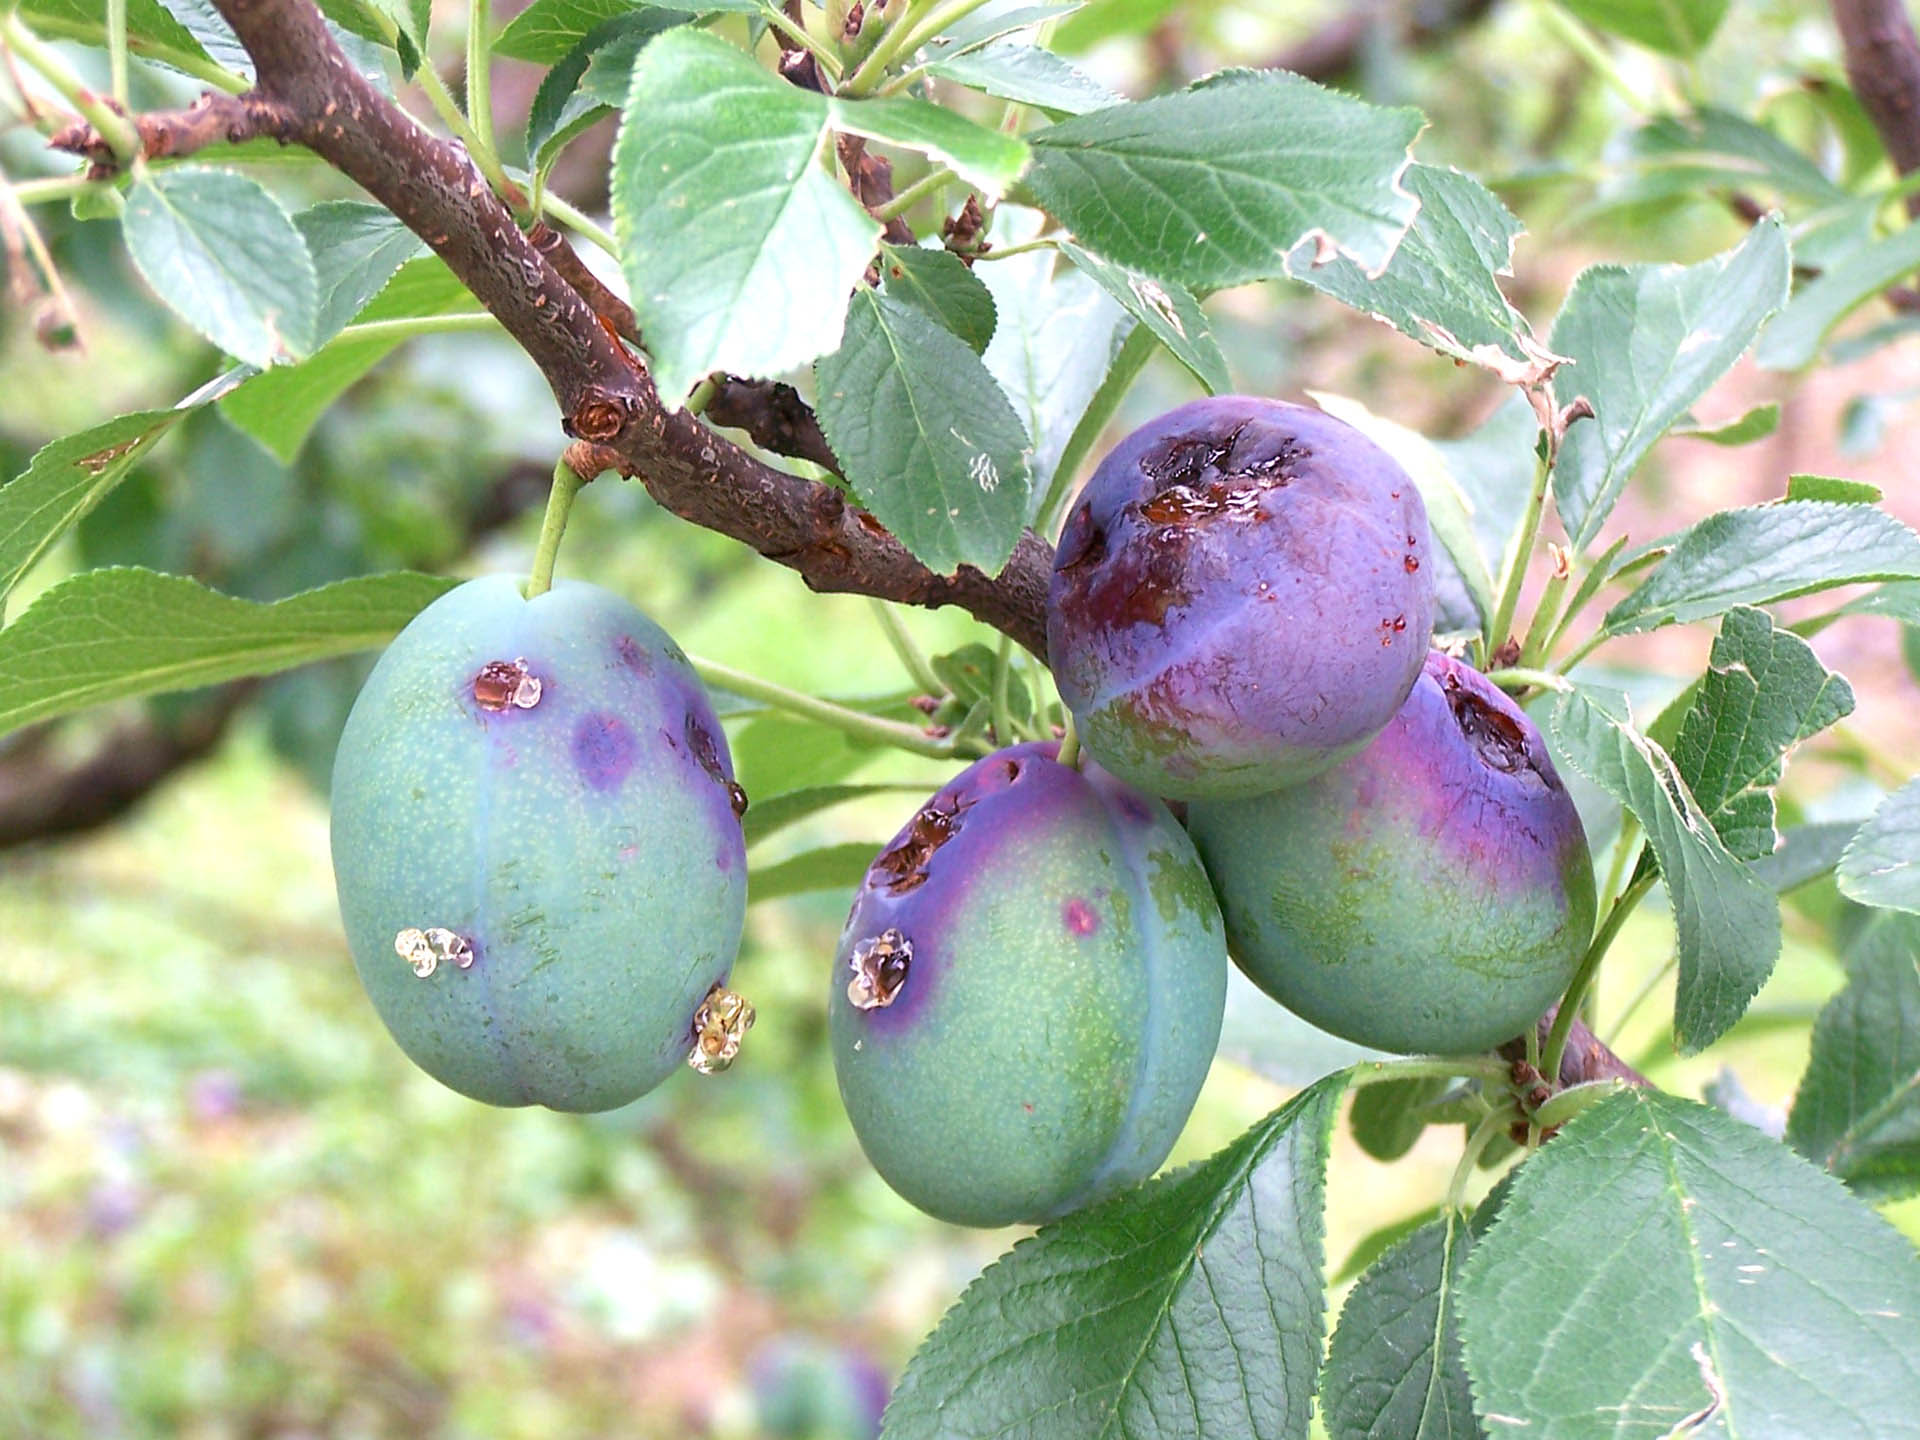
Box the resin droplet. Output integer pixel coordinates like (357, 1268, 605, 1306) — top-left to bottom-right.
(847, 928, 912, 1010)
(394, 926, 474, 978)
(727, 781, 749, 818)
(473, 658, 542, 712)
(688, 983, 755, 1074)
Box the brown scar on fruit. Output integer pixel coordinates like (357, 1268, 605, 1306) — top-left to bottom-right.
(394, 926, 474, 978)
(683, 714, 746, 814)
(871, 791, 974, 893)
(473, 658, 542, 712)
(1444, 675, 1538, 777)
(848, 928, 912, 1009)
(688, 983, 755, 1074)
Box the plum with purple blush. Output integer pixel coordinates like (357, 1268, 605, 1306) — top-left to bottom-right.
(1186, 651, 1597, 1055)
(829, 742, 1228, 1227)
(330, 575, 748, 1111)
(1047, 396, 1435, 799)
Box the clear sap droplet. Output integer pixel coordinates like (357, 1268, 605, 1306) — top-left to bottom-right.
(847, 928, 911, 1010)
(688, 983, 755, 1074)
(474, 658, 542, 712)
(394, 926, 473, 978)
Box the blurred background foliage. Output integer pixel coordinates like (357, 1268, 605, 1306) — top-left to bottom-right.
(2, 0, 1919, 1435)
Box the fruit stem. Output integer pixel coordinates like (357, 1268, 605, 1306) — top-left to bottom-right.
(1447, 1109, 1510, 1210)
(466, 0, 496, 164)
(1484, 667, 1570, 697)
(1541, 870, 1656, 1085)
(873, 164, 955, 222)
(1349, 1055, 1513, 1089)
(107, 0, 128, 107)
(1486, 444, 1551, 661)
(1529, 1079, 1625, 1131)
(690, 656, 991, 760)
(525, 457, 588, 598)
(871, 600, 945, 696)
(1055, 709, 1081, 768)
(1038, 322, 1158, 535)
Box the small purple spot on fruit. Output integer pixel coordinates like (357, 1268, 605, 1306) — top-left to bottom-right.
(688, 983, 755, 1074)
(394, 926, 474, 978)
(1064, 899, 1100, 937)
(474, 658, 541, 712)
(848, 929, 912, 1010)
(614, 633, 653, 675)
(572, 713, 638, 790)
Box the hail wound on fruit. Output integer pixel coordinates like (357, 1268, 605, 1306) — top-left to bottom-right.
(688, 983, 755, 1074)
(1444, 676, 1539, 779)
(474, 658, 542, 712)
(848, 928, 912, 1009)
(684, 715, 743, 814)
(872, 793, 972, 893)
(394, 926, 474, 978)
(1135, 422, 1302, 529)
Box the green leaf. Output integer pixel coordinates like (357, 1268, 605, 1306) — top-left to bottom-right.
(0, 568, 455, 737)
(219, 258, 480, 464)
(295, 200, 426, 345)
(1674, 400, 1781, 446)
(814, 289, 1034, 576)
(882, 1073, 1347, 1440)
(124, 167, 319, 368)
(748, 841, 879, 903)
(17, 0, 213, 65)
(831, 95, 1029, 197)
(932, 2, 1083, 55)
(1349, 1076, 1452, 1163)
(1840, 778, 1920, 915)
(740, 784, 925, 848)
(1605, 500, 1920, 633)
(1551, 686, 1781, 1052)
(612, 28, 880, 402)
(495, 0, 650, 61)
(1550, 216, 1791, 549)
(1287, 164, 1547, 378)
(1758, 219, 1920, 371)
(1623, 108, 1847, 206)
(1787, 472, 1882, 503)
(1322, 1210, 1481, 1440)
(925, 40, 1118, 117)
(1432, 390, 1542, 583)
(1749, 819, 1860, 893)
(877, 244, 997, 354)
(1671, 607, 1855, 860)
(1059, 241, 1230, 394)
(1024, 69, 1421, 288)
(928, 642, 1031, 722)
(1458, 1088, 1920, 1439)
(1789, 912, 1920, 1200)
(0, 410, 191, 605)
(1559, 0, 1728, 54)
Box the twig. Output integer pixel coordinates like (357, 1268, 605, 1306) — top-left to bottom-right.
(1833, 0, 1920, 215)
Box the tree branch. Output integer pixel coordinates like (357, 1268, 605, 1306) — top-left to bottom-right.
(114, 0, 1053, 656)
(1833, 0, 1920, 215)
(50, 89, 289, 176)
(1272, 0, 1499, 82)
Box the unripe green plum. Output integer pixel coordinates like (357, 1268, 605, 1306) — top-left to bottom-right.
(330, 575, 749, 1111)
(830, 742, 1229, 1228)
(1186, 652, 1596, 1055)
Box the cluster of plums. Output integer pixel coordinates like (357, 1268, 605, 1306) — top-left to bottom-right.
(330, 397, 1596, 1229)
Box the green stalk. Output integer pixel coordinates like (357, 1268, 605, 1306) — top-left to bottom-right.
(8, 173, 95, 205)
(466, 0, 496, 163)
(329, 313, 501, 343)
(690, 657, 982, 760)
(870, 600, 944, 695)
(1533, 0, 1650, 113)
(1, 14, 140, 164)
(841, 0, 937, 95)
(1541, 533, 1630, 656)
(1483, 666, 1571, 696)
(990, 632, 1015, 744)
(106, 0, 127, 107)
(872, 164, 954, 223)
(408, 41, 516, 203)
(1448, 1109, 1512, 1209)
(535, 191, 618, 257)
(1531, 1079, 1626, 1131)
(1517, 561, 1569, 668)
(1054, 708, 1080, 768)
(1350, 1055, 1514, 1089)
(1036, 323, 1157, 535)
(525, 457, 588, 598)
(1541, 870, 1656, 1085)
(1485, 446, 1550, 657)
(970, 236, 1062, 262)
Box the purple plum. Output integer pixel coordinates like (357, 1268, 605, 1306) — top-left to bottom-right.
(1048, 396, 1435, 799)
(830, 742, 1229, 1227)
(1186, 651, 1596, 1055)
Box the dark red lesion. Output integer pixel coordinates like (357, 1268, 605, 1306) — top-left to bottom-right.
(1443, 675, 1540, 778)
(683, 714, 746, 815)
(872, 790, 975, 894)
(1063, 898, 1100, 936)
(614, 633, 653, 676)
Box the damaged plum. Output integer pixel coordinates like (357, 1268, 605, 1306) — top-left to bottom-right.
(1047, 396, 1435, 799)
(330, 575, 748, 1111)
(1186, 651, 1597, 1055)
(829, 742, 1229, 1228)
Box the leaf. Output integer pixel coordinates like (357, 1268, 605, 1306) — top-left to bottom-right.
(929, 2, 1083, 55)
(0, 568, 456, 737)
(814, 290, 1034, 576)
(218, 259, 481, 463)
(158, 0, 252, 78)
(925, 40, 1118, 116)
(1551, 686, 1781, 1053)
(747, 841, 879, 903)
(1549, 216, 1791, 550)
(1605, 500, 1920, 633)
(1750, 818, 1860, 893)
(495, 0, 654, 61)
(882, 1073, 1347, 1440)
(295, 200, 426, 345)
(1840, 778, 1920, 915)
(830, 95, 1030, 197)
(1059, 241, 1230, 394)
(124, 167, 319, 368)
(18, 0, 212, 64)
(1675, 400, 1781, 446)
(1321, 1211, 1482, 1440)
(1670, 607, 1855, 860)
(1789, 912, 1920, 1200)
(0, 410, 190, 605)
(929, 642, 1031, 722)
(1458, 1088, 1920, 1440)
(877, 243, 998, 354)
(1559, 0, 1729, 54)
(612, 28, 880, 402)
(1432, 389, 1542, 582)
(1787, 472, 1882, 504)
(1023, 69, 1421, 288)
(740, 784, 925, 848)
(1287, 163, 1548, 379)
(1349, 1076, 1453, 1163)
(1623, 108, 1846, 206)
(1757, 219, 1920, 371)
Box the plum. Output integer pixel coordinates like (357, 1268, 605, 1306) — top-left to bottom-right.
(330, 575, 750, 1111)
(829, 742, 1229, 1228)
(1047, 396, 1434, 799)
(1186, 651, 1596, 1055)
